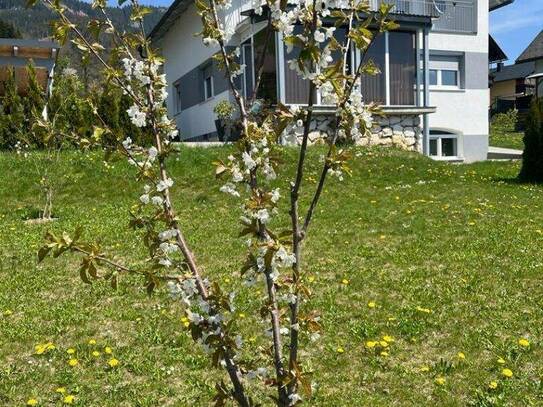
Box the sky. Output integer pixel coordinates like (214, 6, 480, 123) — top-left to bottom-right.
(490, 0, 542, 63)
(99, 0, 541, 64)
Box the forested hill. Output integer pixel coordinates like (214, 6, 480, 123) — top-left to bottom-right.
(0, 0, 166, 40)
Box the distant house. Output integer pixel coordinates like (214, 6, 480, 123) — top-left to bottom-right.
(490, 62, 536, 112)
(151, 0, 513, 162)
(516, 30, 543, 99)
(0, 38, 60, 96)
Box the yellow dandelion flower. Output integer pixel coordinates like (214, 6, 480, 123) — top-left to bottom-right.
(435, 376, 446, 385)
(336, 347, 345, 353)
(3, 309, 13, 316)
(68, 358, 78, 367)
(104, 347, 112, 354)
(92, 351, 100, 357)
(380, 351, 389, 357)
(419, 366, 430, 372)
(367, 301, 376, 308)
(66, 348, 76, 355)
(502, 368, 513, 378)
(239, 313, 246, 319)
(387, 316, 396, 321)
(518, 338, 530, 348)
(497, 357, 506, 364)
(457, 352, 466, 360)
(382, 335, 395, 343)
(27, 399, 38, 406)
(365, 341, 377, 348)
(416, 306, 432, 314)
(308, 276, 315, 283)
(379, 341, 389, 348)
(488, 381, 498, 390)
(341, 279, 349, 285)
(55, 387, 66, 394)
(63, 395, 75, 404)
(88, 339, 96, 345)
(108, 358, 119, 367)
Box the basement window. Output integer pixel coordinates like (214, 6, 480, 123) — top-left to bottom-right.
(429, 130, 459, 159)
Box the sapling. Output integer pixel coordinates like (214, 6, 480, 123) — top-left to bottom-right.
(35, 0, 395, 404)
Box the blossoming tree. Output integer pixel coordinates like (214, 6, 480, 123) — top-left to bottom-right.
(34, 0, 396, 404)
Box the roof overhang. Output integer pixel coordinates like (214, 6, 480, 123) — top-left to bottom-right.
(489, 0, 515, 12)
(149, 0, 191, 42)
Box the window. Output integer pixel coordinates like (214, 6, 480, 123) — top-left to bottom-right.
(429, 55, 462, 90)
(429, 130, 459, 159)
(174, 82, 182, 113)
(202, 64, 213, 100)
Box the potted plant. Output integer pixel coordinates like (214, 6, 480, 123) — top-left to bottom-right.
(214, 100, 238, 142)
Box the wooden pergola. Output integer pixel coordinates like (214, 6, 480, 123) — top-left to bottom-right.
(0, 38, 60, 96)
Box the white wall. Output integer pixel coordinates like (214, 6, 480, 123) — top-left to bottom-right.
(428, 0, 490, 162)
(156, 2, 249, 140)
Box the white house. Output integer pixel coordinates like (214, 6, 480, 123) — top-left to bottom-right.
(150, 0, 513, 162)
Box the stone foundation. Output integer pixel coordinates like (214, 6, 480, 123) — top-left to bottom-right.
(289, 113, 422, 152)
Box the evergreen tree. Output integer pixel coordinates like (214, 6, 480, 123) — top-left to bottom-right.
(0, 18, 21, 38)
(519, 98, 543, 182)
(24, 63, 46, 147)
(0, 68, 25, 149)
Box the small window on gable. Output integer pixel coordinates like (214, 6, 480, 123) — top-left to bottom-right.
(429, 55, 462, 90)
(202, 64, 214, 100)
(174, 81, 182, 113)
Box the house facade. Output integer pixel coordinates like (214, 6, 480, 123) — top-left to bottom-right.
(516, 30, 543, 99)
(151, 0, 511, 163)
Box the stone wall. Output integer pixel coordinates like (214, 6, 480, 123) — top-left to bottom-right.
(294, 113, 422, 152)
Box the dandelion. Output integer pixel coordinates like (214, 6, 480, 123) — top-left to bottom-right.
(238, 313, 246, 319)
(435, 376, 446, 385)
(488, 381, 498, 390)
(181, 317, 190, 328)
(419, 365, 430, 372)
(457, 352, 466, 360)
(68, 358, 78, 367)
(336, 347, 345, 353)
(341, 279, 349, 285)
(365, 341, 377, 348)
(308, 276, 315, 283)
(66, 348, 76, 355)
(104, 347, 112, 354)
(497, 357, 506, 364)
(108, 358, 119, 367)
(55, 387, 66, 394)
(502, 368, 513, 378)
(63, 395, 75, 404)
(27, 399, 38, 406)
(3, 309, 12, 316)
(92, 351, 101, 357)
(88, 339, 96, 345)
(518, 338, 530, 348)
(380, 351, 388, 357)
(379, 341, 389, 348)
(382, 335, 395, 343)
(367, 301, 376, 308)
(416, 306, 432, 314)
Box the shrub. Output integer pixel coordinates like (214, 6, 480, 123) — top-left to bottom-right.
(491, 109, 518, 134)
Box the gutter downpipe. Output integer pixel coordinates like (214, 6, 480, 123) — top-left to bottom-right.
(423, 27, 430, 156)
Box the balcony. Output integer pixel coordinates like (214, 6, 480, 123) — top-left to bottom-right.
(370, 0, 477, 34)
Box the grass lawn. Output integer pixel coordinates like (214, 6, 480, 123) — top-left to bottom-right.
(489, 128, 524, 150)
(1, 146, 542, 406)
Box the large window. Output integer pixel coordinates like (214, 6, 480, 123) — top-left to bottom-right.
(358, 31, 416, 105)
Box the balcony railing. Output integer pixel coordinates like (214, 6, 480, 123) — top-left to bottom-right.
(369, 0, 477, 33)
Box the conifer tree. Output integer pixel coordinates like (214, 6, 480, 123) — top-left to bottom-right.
(519, 98, 543, 182)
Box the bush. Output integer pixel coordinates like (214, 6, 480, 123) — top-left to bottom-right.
(518, 99, 543, 182)
(491, 109, 518, 134)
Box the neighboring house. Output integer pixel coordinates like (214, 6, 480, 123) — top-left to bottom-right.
(151, 0, 513, 163)
(0, 38, 59, 96)
(516, 30, 543, 99)
(489, 61, 535, 113)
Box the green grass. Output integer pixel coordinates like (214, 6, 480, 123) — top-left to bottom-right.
(1, 146, 543, 406)
(489, 127, 524, 150)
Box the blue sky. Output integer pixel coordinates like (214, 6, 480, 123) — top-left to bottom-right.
(490, 0, 542, 63)
(100, 0, 541, 64)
